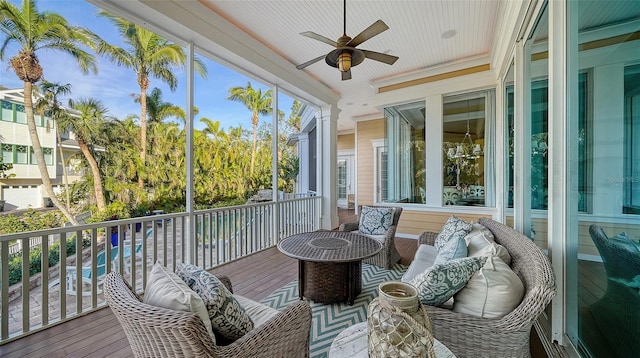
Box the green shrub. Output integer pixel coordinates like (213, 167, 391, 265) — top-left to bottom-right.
(88, 202, 131, 224)
(3, 234, 87, 286)
(0, 214, 27, 234)
(0, 209, 66, 235)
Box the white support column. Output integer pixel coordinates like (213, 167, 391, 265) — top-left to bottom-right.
(514, 40, 532, 234)
(318, 105, 339, 230)
(549, 0, 574, 345)
(272, 85, 280, 241)
(185, 42, 195, 263)
(495, 73, 506, 221)
(424, 95, 443, 207)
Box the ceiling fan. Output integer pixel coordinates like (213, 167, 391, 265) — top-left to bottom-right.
(296, 0, 399, 81)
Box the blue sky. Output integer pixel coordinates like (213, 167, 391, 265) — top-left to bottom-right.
(0, 0, 294, 131)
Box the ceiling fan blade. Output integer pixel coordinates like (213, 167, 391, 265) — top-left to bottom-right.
(300, 31, 338, 47)
(296, 54, 327, 70)
(361, 50, 399, 65)
(347, 20, 389, 47)
(342, 69, 352, 81)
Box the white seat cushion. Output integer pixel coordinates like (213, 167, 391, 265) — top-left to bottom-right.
(144, 263, 215, 340)
(233, 294, 280, 328)
(453, 256, 524, 318)
(401, 244, 438, 282)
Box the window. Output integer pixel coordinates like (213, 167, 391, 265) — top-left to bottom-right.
(530, 79, 549, 210)
(2, 144, 13, 164)
(383, 101, 425, 203)
(337, 159, 347, 200)
(15, 104, 27, 124)
(374, 144, 388, 203)
(1, 101, 13, 122)
(15, 145, 28, 164)
(443, 91, 494, 207)
(506, 73, 590, 211)
(624, 64, 640, 212)
(31, 147, 54, 166)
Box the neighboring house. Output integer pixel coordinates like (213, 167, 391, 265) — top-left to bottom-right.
(0, 87, 83, 211)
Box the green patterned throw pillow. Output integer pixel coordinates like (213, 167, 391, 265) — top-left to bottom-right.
(359, 206, 394, 235)
(176, 263, 254, 341)
(409, 256, 487, 305)
(434, 215, 473, 251)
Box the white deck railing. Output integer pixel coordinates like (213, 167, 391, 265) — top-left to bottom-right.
(0, 196, 321, 344)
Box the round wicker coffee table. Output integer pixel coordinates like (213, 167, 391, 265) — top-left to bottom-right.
(278, 231, 382, 305)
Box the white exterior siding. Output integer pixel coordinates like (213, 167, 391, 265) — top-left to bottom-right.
(0, 89, 79, 210)
(1, 185, 42, 210)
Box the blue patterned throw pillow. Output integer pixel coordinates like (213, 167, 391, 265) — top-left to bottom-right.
(434, 236, 467, 265)
(359, 206, 394, 235)
(434, 215, 473, 251)
(176, 263, 254, 341)
(409, 256, 487, 305)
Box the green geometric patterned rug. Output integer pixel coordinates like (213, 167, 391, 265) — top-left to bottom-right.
(260, 263, 406, 358)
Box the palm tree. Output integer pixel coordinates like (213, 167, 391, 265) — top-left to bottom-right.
(102, 115, 140, 205)
(63, 98, 108, 211)
(35, 81, 73, 210)
(0, 0, 98, 225)
(132, 87, 186, 124)
(227, 82, 273, 175)
(95, 12, 207, 192)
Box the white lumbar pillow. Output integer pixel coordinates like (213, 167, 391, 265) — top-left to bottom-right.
(144, 262, 215, 340)
(465, 223, 495, 243)
(452, 255, 524, 319)
(465, 224, 511, 265)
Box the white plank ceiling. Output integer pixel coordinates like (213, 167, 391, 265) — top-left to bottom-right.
(97, 0, 640, 131)
(200, 0, 501, 130)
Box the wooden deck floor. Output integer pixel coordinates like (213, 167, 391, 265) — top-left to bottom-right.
(0, 209, 547, 357)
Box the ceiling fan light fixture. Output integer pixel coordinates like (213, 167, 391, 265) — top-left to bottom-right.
(296, 0, 397, 80)
(338, 51, 352, 72)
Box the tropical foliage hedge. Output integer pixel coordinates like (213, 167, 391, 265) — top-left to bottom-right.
(2, 234, 90, 286)
(0, 210, 66, 235)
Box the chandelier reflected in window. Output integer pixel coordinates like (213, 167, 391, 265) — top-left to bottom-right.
(447, 117, 483, 160)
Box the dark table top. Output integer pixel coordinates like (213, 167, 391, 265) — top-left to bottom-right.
(278, 231, 382, 263)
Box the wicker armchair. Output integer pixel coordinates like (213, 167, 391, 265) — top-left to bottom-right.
(103, 272, 312, 358)
(588, 224, 640, 358)
(417, 218, 556, 358)
(338, 205, 403, 269)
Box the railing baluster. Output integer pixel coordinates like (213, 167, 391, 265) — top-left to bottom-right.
(1, 241, 10, 340)
(173, 218, 178, 270)
(194, 215, 200, 267)
(21, 237, 30, 333)
(59, 231, 66, 320)
(222, 210, 228, 262)
(128, 227, 137, 293)
(213, 211, 219, 266)
(91, 231, 98, 308)
(162, 221, 168, 267)
(42, 234, 49, 327)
